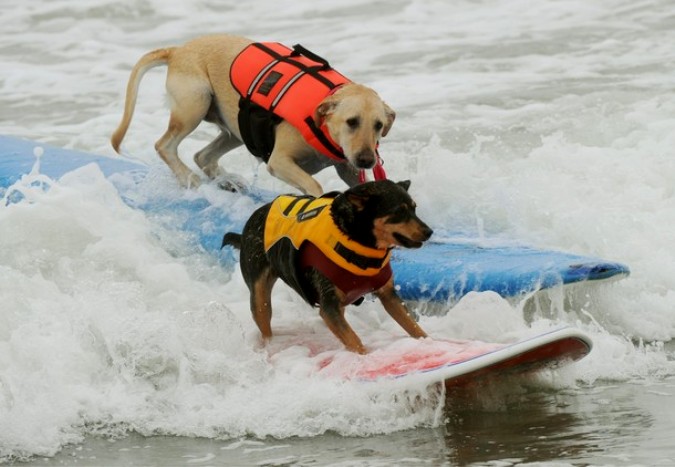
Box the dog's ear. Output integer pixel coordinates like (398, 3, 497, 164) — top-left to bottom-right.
(346, 192, 368, 211)
(382, 103, 396, 137)
(397, 180, 411, 191)
(314, 98, 338, 126)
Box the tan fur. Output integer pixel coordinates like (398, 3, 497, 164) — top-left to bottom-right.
(325, 277, 427, 354)
(372, 215, 430, 249)
(111, 34, 396, 195)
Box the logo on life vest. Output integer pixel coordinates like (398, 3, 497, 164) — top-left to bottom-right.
(296, 205, 326, 222)
(257, 71, 283, 96)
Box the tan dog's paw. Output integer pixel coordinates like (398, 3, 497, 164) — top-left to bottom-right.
(201, 164, 224, 180)
(176, 169, 202, 189)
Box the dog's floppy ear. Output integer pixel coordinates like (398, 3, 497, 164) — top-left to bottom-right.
(314, 98, 338, 126)
(382, 103, 396, 137)
(397, 180, 411, 191)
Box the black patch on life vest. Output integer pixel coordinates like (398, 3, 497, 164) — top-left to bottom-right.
(297, 205, 325, 222)
(257, 71, 283, 96)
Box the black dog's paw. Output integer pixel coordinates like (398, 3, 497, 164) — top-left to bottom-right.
(217, 180, 240, 192)
(216, 174, 249, 193)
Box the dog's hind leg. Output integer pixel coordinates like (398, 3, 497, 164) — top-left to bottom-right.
(250, 268, 277, 340)
(155, 116, 205, 188)
(194, 130, 242, 179)
(155, 75, 212, 188)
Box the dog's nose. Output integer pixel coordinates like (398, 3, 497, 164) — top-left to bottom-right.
(354, 149, 376, 168)
(419, 223, 433, 241)
(422, 226, 433, 240)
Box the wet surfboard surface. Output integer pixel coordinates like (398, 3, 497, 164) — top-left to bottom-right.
(0, 134, 629, 304)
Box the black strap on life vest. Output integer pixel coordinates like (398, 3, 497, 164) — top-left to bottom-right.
(333, 242, 389, 271)
(303, 116, 346, 161)
(282, 195, 314, 216)
(254, 43, 338, 95)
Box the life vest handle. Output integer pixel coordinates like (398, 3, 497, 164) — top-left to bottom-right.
(291, 44, 332, 70)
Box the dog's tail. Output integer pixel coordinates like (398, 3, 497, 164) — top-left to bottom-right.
(221, 232, 242, 250)
(111, 47, 175, 153)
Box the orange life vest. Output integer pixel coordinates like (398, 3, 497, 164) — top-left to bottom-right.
(230, 42, 350, 162)
(264, 194, 392, 305)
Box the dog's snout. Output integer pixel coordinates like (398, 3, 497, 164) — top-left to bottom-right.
(354, 149, 376, 169)
(414, 219, 433, 242)
(421, 224, 433, 241)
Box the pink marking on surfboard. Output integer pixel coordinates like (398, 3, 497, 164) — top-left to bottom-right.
(318, 339, 507, 380)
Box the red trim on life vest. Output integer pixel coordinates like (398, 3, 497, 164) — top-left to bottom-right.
(299, 242, 392, 305)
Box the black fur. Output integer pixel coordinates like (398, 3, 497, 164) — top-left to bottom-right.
(221, 232, 242, 249)
(330, 179, 420, 247)
(221, 180, 433, 353)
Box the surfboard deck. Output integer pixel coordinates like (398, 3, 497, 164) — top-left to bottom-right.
(271, 327, 592, 387)
(0, 135, 630, 304)
(266, 327, 593, 388)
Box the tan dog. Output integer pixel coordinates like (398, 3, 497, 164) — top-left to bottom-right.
(111, 34, 396, 196)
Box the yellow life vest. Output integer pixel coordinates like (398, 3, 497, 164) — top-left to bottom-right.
(264, 194, 391, 277)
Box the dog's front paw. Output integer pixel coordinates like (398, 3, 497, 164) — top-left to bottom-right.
(173, 166, 202, 189)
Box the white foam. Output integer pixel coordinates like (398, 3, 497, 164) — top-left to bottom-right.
(2, 0, 675, 460)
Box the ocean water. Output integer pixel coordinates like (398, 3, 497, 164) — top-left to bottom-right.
(1, 0, 675, 465)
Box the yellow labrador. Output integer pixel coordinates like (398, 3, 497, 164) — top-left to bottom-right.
(111, 34, 396, 196)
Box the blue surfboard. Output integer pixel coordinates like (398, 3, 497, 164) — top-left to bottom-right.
(0, 135, 629, 304)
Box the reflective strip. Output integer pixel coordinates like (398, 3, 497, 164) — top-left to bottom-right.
(247, 59, 280, 97)
(271, 70, 306, 110)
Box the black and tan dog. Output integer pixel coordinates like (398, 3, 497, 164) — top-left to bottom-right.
(222, 180, 433, 354)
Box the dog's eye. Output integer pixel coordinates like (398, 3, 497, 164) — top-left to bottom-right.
(346, 117, 360, 129)
(374, 120, 384, 131)
(386, 205, 410, 223)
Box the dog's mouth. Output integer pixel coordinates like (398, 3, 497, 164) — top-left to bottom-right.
(350, 150, 377, 169)
(354, 158, 376, 170)
(393, 232, 424, 249)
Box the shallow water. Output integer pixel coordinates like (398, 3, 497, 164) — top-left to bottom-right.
(1, 0, 675, 465)
(15, 377, 675, 466)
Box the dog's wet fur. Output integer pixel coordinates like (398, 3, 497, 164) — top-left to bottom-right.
(222, 180, 433, 354)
